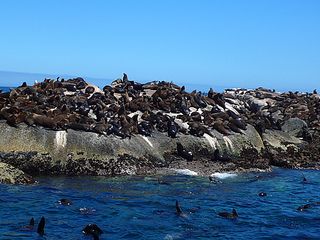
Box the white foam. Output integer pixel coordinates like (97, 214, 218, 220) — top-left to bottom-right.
(174, 169, 198, 176)
(55, 131, 67, 148)
(141, 136, 153, 148)
(211, 172, 237, 179)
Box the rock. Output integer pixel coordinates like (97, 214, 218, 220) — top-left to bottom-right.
(0, 121, 266, 176)
(0, 162, 35, 184)
(262, 129, 305, 153)
(282, 118, 308, 137)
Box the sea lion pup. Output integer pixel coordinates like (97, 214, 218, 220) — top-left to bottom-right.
(211, 149, 231, 162)
(218, 208, 238, 219)
(82, 224, 103, 240)
(176, 142, 193, 161)
(37, 217, 45, 236)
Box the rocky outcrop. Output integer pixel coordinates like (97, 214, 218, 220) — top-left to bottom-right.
(0, 162, 35, 184)
(0, 76, 319, 181)
(0, 121, 265, 176)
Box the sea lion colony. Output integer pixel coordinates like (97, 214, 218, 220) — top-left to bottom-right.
(0, 74, 319, 139)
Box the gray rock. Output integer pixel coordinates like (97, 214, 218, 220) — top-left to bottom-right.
(0, 122, 265, 176)
(282, 118, 308, 137)
(262, 129, 305, 153)
(0, 162, 35, 184)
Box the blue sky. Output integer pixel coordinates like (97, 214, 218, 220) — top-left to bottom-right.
(0, 0, 319, 91)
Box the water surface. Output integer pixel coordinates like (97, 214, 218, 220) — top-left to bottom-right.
(0, 168, 320, 239)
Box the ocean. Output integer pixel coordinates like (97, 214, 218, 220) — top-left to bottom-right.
(0, 86, 11, 92)
(1, 85, 320, 239)
(0, 168, 319, 239)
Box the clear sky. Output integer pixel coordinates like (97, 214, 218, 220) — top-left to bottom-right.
(0, 0, 319, 91)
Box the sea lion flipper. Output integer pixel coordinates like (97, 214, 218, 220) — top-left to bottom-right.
(37, 217, 45, 235)
(175, 200, 183, 215)
(29, 217, 35, 226)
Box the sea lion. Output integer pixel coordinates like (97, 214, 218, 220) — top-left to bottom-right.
(209, 176, 221, 184)
(19, 217, 35, 231)
(228, 121, 243, 134)
(85, 86, 95, 94)
(213, 120, 230, 135)
(297, 204, 311, 211)
(138, 121, 152, 136)
(82, 224, 103, 240)
(123, 73, 128, 82)
(157, 177, 170, 185)
(211, 149, 231, 162)
(302, 174, 307, 183)
(258, 192, 267, 197)
(37, 217, 45, 236)
(208, 88, 214, 99)
(167, 118, 178, 138)
(176, 142, 193, 161)
(218, 208, 238, 219)
(58, 198, 72, 206)
(175, 200, 183, 216)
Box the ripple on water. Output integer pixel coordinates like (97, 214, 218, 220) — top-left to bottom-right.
(0, 168, 320, 239)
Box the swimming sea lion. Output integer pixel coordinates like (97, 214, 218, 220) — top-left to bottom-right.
(37, 217, 45, 236)
(175, 200, 183, 216)
(58, 198, 72, 206)
(297, 204, 311, 211)
(209, 176, 221, 184)
(218, 208, 238, 219)
(19, 217, 35, 231)
(258, 192, 267, 197)
(82, 224, 103, 240)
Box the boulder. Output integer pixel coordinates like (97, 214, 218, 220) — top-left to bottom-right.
(281, 118, 308, 137)
(0, 162, 35, 184)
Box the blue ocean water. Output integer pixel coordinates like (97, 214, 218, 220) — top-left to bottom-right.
(0, 168, 320, 240)
(0, 86, 12, 92)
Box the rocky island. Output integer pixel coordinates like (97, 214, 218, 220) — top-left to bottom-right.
(0, 75, 319, 184)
